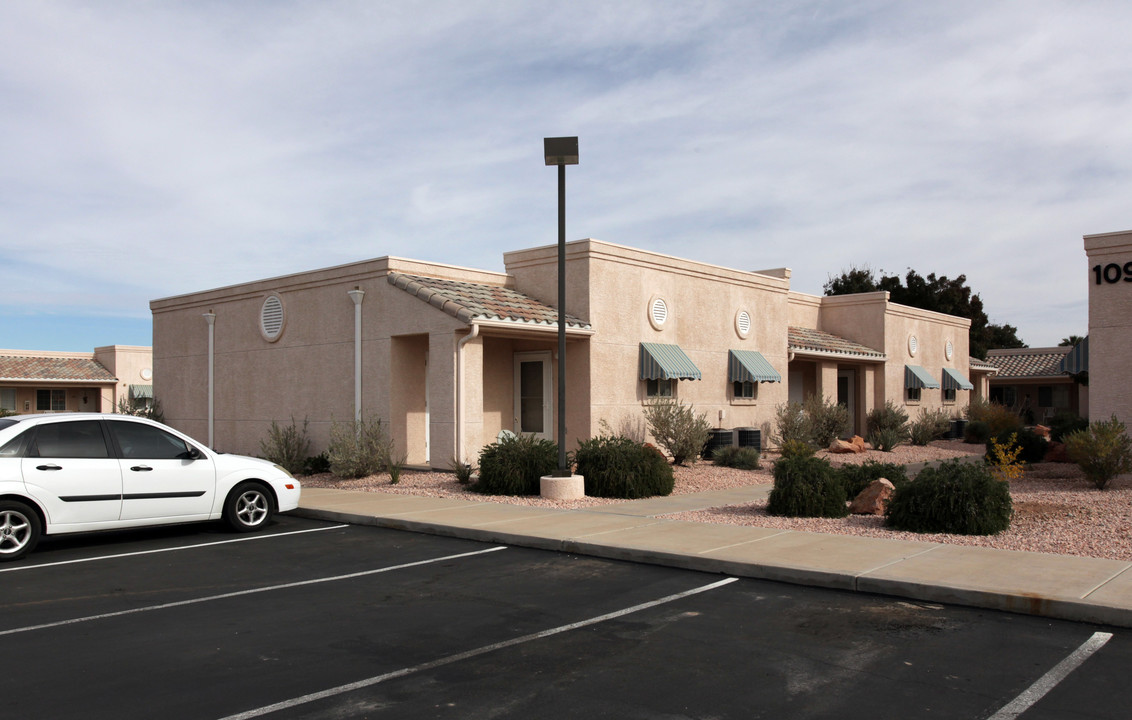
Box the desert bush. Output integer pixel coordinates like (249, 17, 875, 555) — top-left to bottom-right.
(835, 460, 909, 499)
(909, 408, 951, 446)
(1048, 410, 1088, 443)
(870, 426, 909, 452)
(767, 455, 848, 518)
(885, 459, 1012, 535)
(449, 456, 476, 485)
(303, 452, 330, 475)
(574, 435, 674, 498)
(599, 415, 647, 444)
(986, 434, 1025, 483)
(986, 427, 1046, 465)
(966, 398, 1022, 438)
(473, 434, 558, 495)
(116, 396, 165, 422)
(711, 445, 761, 470)
(1064, 416, 1132, 490)
(773, 401, 811, 447)
(328, 416, 393, 479)
(964, 420, 991, 444)
(804, 394, 850, 448)
(642, 398, 712, 465)
(259, 416, 311, 475)
(778, 438, 815, 459)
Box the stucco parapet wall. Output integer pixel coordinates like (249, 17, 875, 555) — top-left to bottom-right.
(504, 239, 792, 293)
(787, 291, 970, 330)
(1084, 229, 1132, 252)
(149, 256, 515, 313)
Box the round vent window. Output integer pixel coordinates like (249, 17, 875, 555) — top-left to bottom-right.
(908, 334, 919, 357)
(260, 294, 285, 342)
(945, 340, 954, 361)
(140, 368, 152, 381)
(648, 296, 669, 331)
(735, 309, 752, 339)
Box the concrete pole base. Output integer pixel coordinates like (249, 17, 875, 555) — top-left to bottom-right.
(540, 474, 585, 500)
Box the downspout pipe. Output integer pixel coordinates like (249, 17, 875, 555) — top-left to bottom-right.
(455, 323, 480, 467)
(203, 311, 216, 448)
(347, 288, 365, 425)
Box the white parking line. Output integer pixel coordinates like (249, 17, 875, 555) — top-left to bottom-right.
(218, 576, 740, 720)
(987, 631, 1114, 720)
(0, 524, 351, 573)
(0, 546, 507, 637)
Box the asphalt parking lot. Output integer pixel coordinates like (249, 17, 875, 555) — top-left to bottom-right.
(1, 515, 1126, 720)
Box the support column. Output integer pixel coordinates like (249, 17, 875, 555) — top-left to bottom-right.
(203, 311, 216, 449)
(347, 288, 365, 424)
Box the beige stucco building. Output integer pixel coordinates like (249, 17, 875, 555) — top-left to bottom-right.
(1084, 230, 1132, 426)
(151, 240, 976, 466)
(0, 346, 153, 414)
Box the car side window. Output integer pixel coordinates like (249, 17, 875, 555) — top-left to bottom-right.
(29, 421, 110, 459)
(0, 430, 30, 458)
(109, 421, 191, 460)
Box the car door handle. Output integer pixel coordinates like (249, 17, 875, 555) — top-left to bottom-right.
(36, 464, 62, 471)
(130, 465, 153, 472)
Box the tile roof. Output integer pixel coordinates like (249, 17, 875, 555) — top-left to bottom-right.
(388, 272, 591, 329)
(0, 355, 117, 382)
(969, 356, 998, 372)
(788, 327, 885, 360)
(984, 347, 1071, 379)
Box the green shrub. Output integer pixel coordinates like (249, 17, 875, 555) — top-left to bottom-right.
(1065, 416, 1132, 490)
(449, 456, 476, 485)
(909, 409, 951, 446)
(116, 396, 165, 422)
(303, 452, 330, 475)
(773, 401, 811, 447)
(1048, 411, 1088, 443)
(328, 416, 393, 479)
(870, 426, 909, 452)
(986, 427, 1046, 465)
(964, 420, 991, 444)
(804, 394, 850, 447)
(778, 438, 815, 459)
(642, 398, 712, 465)
(574, 435, 674, 498)
(836, 460, 909, 499)
(885, 459, 1012, 535)
(259, 416, 311, 475)
(711, 445, 761, 470)
(473, 434, 558, 495)
(966, 398, 1022, 438)
(767, 455, 848, 518)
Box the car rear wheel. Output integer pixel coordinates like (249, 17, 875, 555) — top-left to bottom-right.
(223, 482, 275, 532)
(0, 502, 41, 562)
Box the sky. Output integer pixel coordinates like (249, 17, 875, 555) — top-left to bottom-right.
(3, 0, 1129, 352)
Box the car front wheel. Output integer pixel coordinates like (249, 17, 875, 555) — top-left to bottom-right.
(0, 502, 41, 561)
(223, 482, 275, 532)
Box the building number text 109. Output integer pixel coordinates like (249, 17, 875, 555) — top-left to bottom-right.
(1093, 263, 1132, 284)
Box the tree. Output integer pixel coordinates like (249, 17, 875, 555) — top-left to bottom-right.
(1059, 335, 1086, 347)
(824, 267, 1025, 359)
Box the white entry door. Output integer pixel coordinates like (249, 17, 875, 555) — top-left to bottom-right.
(514, 352, 553, 440)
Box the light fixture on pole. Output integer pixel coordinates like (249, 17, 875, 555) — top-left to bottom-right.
(543, 136, 578, 478)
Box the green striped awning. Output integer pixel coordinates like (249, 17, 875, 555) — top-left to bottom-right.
(905, 365, 940, 389)
(129, 384, 154, 400)
(1059, 336, 1089, 374)
(728, 350, 781, 383)
(941, 368, 974, 391)
(639, 343, 701, 381)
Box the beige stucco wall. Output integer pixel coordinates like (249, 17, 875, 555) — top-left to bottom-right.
(95, 345, 154, 411)
(506, 240, 792, 447)
(1084, 230, 1132, 426)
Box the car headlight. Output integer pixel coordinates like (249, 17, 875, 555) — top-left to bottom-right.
(273, 463, 295, 479)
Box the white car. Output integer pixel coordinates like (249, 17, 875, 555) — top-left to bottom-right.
(0, 413, 301, 561)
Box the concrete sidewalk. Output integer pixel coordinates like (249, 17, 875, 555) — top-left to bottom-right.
(295, 484, 1132, 628)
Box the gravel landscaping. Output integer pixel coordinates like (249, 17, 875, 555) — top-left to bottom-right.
(302, 440, 1132, 562)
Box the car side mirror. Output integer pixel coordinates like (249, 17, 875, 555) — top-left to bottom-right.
(183, 446, 203, 460)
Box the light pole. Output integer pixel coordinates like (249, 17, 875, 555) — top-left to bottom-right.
(543, 137, 578, 477)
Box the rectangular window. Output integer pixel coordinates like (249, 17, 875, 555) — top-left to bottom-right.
(943, 388, 956, 403)
(646, 378, 674, 398)
(1038, 386, 1053, 408)
(906, 387, 921, 403)
(0, 388, 15, 412)
(732, 381, 757, 400)
(36, 389, 66, 412)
